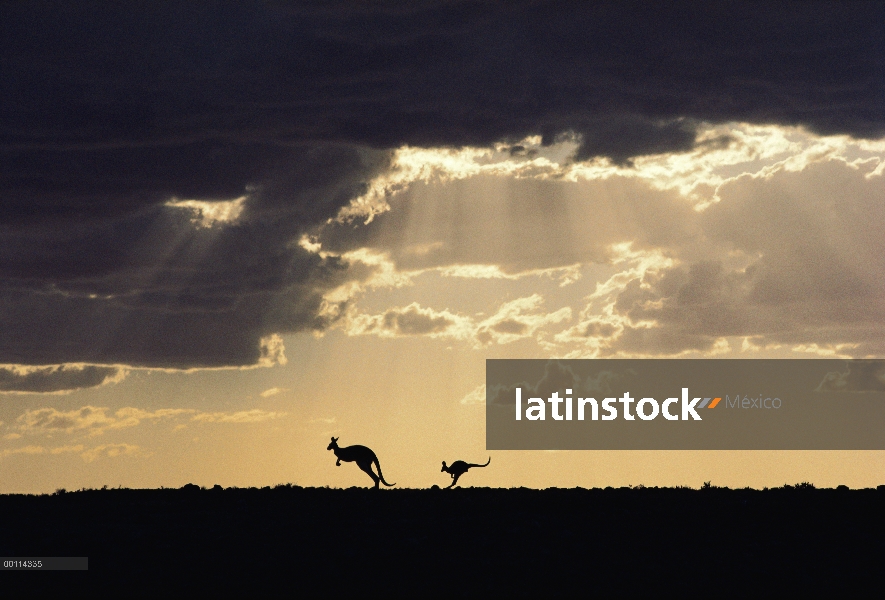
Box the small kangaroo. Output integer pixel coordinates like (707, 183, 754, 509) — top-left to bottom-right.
(327, 437, 395, 489)
(441, 457, 490, 488)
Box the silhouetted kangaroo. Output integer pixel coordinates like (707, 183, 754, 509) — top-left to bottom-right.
(441, 457, 490, 488)
(327, 437, 395, 489)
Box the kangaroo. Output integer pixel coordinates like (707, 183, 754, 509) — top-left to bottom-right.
(441, 457, 490, 488)
(327, 437, 395, 489)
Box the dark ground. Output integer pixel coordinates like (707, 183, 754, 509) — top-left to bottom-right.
(3, 484, 884, 596)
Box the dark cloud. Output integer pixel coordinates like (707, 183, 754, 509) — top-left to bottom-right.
(491, 320, 529, 335)
(1, 143, 386, 296)
(382, 306, 455, 336)
(605, 325, 720, 357)
(1, 1, 883, 372)
(3, 2, 884, 177)
(581, 322, 617, 338)
(597, 159, 885, 356)
(0, 365, 123, 394)
(0, 144, 387, 368)
(613, 263, 751, 339)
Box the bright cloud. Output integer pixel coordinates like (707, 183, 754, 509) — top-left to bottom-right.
(460, 384, 485, 405)
(319, 123, 885, 359)
(166, 196, 247, 228)
(0, 364, 128, 394)
(337, 124, 885, 225)
(15, 406, 195, 437)
(342, 295, 571, 348)
(345, 303, 472, 339)
(260, 387, 286, 398)
(475, 295, 572, 347)
(0, 443, 141, 463)
(80, 443, 142, 463)
(190, 410, 288, 424)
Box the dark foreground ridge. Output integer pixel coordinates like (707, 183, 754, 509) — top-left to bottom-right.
(3, 484, 885, 595)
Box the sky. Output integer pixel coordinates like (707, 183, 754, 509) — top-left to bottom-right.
(1, 1, 884, 492)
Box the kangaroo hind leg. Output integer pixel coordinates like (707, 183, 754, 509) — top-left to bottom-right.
(357, 460, 381, 489)
(448, 473, 461, 488)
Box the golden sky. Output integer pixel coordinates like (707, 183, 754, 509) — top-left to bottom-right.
(3, 124, 884, 492)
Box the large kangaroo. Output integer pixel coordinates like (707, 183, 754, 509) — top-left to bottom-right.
(327, 437, 395, 489)
(441, 457, 490, 488)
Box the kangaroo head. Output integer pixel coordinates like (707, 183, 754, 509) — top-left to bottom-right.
(441, 461, 447, 472)
(327, 436, 339, 451)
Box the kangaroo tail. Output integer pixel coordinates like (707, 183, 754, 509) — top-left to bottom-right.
(469, 457, 491, 468)
(375, 458, 396, 486)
